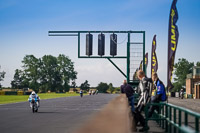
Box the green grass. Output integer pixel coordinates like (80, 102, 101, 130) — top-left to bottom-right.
(0, 92, 79, 104)
(39, 92, 79, 99)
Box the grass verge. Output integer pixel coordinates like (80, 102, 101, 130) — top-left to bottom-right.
(0, 92, 79, 104)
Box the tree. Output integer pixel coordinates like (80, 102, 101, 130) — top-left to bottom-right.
(56, 54, 77, 92)
(39, 55, 56, 92)
(96, 82, 109, 93)
(172, 82, 182, 92)
(22, 55, 40, 92)
(11, 69, 23, 89)
(108, 83, 115, 94)
(173, 58, 194, 92)
(196, 62, 200, 67)
(0, 66, 6, 88)
(80, 80, 90, 91)
(12, 54, 77, 93)
(71, 80, 76, 88)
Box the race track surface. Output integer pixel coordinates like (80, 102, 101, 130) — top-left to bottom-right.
(0, 94, 118, 133)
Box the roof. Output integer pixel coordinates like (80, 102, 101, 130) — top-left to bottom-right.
(195, 81, 200, 85)
(193, 66, 200, 69)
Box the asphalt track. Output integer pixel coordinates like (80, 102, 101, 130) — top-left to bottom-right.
(0, 94, 118, 133)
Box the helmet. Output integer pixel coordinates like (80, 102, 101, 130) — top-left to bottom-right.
(31, 91, 36, 95)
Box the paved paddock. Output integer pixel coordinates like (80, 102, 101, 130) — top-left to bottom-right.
(0, 94, 118, 133)
(168, 97, 200, 131)
(168, 97, 200, 113)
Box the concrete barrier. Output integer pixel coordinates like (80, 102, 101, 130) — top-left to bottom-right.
(73, 94, 136, 133)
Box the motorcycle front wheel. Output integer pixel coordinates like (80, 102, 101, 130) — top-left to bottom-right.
(32, 105, 35, 113)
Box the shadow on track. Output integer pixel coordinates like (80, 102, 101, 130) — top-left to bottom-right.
(36, 111, 58, 114)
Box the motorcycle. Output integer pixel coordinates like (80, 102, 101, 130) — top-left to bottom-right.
(80, 91, 83, 97)
(29, 97, 39, 113)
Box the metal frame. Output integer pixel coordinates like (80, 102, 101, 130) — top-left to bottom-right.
(48, 30, 146, 84)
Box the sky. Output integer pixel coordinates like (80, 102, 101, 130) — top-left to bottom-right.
(0, 0, 200, 87)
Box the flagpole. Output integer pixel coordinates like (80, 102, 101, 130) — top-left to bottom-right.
(167, 11, 170, 103)
(167, 41, 169, 103)
(167, 3, 170, 104)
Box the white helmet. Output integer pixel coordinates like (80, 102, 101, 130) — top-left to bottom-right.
(31, 91, 36, 95)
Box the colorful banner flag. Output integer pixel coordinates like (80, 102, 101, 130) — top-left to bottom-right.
(145, 52, 148, 68)
(139, 60, 143, 70)
(151, 35, 158, 77)
(167, 0, 179, 90)
(133, 68, 138, 80)
(132, 60, 143, 80)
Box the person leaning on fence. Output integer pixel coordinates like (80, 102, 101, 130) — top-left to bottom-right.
(148, 72, 167, 118)
(120, 80, 127, 94)
(134, 70, 152, 132)
(120, 80, 135, 113)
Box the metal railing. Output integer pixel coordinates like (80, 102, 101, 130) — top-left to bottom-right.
(144, 102, 200, 133)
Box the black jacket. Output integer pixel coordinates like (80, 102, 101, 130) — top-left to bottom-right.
(124, 84, 134, 98)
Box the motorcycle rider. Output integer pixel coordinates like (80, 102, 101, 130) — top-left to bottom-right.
(134, 70, 152, 132)
(80, 89, 83, 97)
(28, 91, 40, 108)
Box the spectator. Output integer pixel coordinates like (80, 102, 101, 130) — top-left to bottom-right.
(121, 80, 135, 113)
(95, 90, 98, 95)
(179, 89, 184, 99)
(148, 72, 166, 118)
(137, 70, 152, 112)
(134, 70, 152, 132)
(89, 90, 91, 95)
(120, 80, 127, 94)
(93, 90, 96, 95)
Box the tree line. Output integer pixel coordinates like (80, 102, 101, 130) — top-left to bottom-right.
(79, 80, 120, 93)
(0, 55, 120, 93)
(11, 54, 77, 93)
(0, 66, 6, 88)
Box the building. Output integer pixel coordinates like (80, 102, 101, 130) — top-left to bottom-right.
(186, 66, 200, 98)
(194, 82, 200, 99)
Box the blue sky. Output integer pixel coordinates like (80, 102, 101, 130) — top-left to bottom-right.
(0, 0, 200, 87)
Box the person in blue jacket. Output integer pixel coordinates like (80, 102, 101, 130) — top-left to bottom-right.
(148, 72, 166, 118)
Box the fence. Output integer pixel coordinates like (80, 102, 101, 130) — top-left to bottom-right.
(144, 102, 200, 133)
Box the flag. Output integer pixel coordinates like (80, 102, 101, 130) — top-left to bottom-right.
(151, 35, 158, 77)
(133, 68, 139, 80)
(145, 52, 148, 68)
(167, 0, 179, 90)
(139, 60, 143, 70)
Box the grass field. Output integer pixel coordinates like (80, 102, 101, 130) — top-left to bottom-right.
(0, 92, 80, 104)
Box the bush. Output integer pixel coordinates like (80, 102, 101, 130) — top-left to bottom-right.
(24, 92, 31, 95)
(96, 82, 109, 93)
(5, 91, 17, 95)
